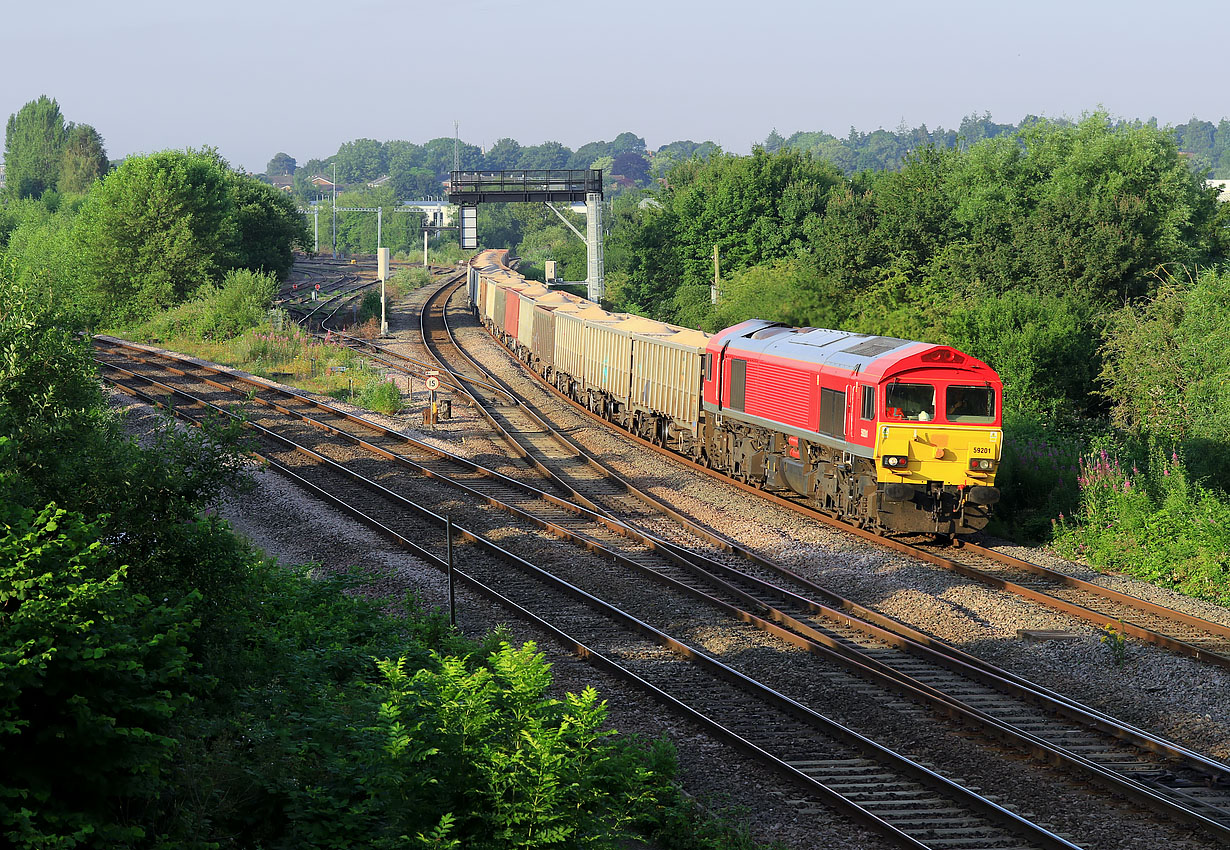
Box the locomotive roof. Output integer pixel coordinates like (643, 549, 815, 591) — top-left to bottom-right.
(711, 319, 989, 380)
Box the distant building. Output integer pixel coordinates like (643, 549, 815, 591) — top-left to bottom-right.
(310, 176, 335, 190)
(1208, 179, 1230, 202)
(366, 175, 390, 189)
(0, 164, 5, 190)
(403, 200, 455, 228)
(266, 174, 294, 193)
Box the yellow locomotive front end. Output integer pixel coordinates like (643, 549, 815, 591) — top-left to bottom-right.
(876, 423, 1001, 489)
(872, 379, 1002, 536)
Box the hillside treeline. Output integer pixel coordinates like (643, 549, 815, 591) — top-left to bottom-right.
(1, 150, 308, 329)
(608, 114, 1228, 415)
(273, 111, 1230, 208)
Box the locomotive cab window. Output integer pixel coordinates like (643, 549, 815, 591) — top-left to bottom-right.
(885, 383, 935, 422)
(860, 385, 875, 421)
(946, 386, 996, 423)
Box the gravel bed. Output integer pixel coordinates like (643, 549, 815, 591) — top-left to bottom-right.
(96, 277, 1230, 847)
(106, 389, 884, 849)
(108, 382, 1223, 849)
(427, 292, 1230, 772)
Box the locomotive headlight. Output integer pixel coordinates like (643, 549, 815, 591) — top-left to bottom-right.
(969, 458, 995, 471)
(882, 455, 909, 469)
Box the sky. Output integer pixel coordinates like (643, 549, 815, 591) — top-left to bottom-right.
(4, 0, 1228, 173)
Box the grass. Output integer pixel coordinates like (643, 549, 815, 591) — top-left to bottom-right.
(122, 322, 407, 415)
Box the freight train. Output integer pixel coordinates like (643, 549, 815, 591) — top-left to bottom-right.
(465, 250, 1002, 537)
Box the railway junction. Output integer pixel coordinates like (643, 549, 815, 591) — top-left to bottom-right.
(96, 257, 1230, 850)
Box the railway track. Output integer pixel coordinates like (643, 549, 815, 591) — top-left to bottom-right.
(108, 274, 1230, 846)
(411, 280, 1230, 837)
(937, 541, 1230, 666)
(94, 338, 1081, 850)
(444, 271, 1230, 673)
(86, 273, 1230, 846)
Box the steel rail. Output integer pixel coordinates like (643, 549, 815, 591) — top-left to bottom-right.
(459, 265, 1230, 671)
(403, 282, 1230, 835)
(98, 359, 1078, 850)
(97, 340, 1230, 840)
(98, 287, 1230, 836)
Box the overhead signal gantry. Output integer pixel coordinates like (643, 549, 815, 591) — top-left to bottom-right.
(448, 169, 605, 301)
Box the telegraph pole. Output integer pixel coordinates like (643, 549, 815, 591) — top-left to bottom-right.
(331, 162, 337, 259)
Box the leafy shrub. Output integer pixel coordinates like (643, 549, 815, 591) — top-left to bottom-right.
(942, 287, 1101, 418)
(1099, 268, 1230, 482)
(367, 642, 658, 848)
(135, 268, 279, 342)
(356, 288, 384, 325)
(356, 378, 404, 414)
(1053, 444, 1230, 603)
(0, 502, 197, 849)
(392, 265, 434, 290)
(987, 412, 1086, 540)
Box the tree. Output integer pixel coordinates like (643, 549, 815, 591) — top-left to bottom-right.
(419, 136, 482, 182)
(331, 186, 423, 254)
(483, 137, 522, 170)
(334, 138, 386, 184)
(518, 141, 572, 170)
(569, 140, 612, 170)
(266, 151, 296, 175)
(72, 149, 235, 324)
(227, 173, 309, 278)
(609, 132, 646, 156)
(651, 140, 718, 178)
(0, 502, 196, 849)
(610, 151, 650, 185)
(58, 123, 108, 193)
(941, 113, 1226, 303)
(3, 95, 67, 199)
(1100, 269, 1230, 473)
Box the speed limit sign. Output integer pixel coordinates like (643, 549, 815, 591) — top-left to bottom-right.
(425, 376, 440, 391)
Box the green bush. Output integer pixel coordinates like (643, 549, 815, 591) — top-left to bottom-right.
(0, 501, 197, 849)
(355, 378, 403, 414)
(356, 288, 384, 325)
(1099, 268, 1230, 482)
(1053, 444, 1230, 603)
(392, 265, 434, 290)
(942, 287, 1100, 418)
(366, 642, 659, 848)
(134, 268, 279, 342)
(987, 412, 1087, 540)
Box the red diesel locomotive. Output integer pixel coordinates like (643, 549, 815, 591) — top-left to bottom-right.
(468, 251, 1003, 537)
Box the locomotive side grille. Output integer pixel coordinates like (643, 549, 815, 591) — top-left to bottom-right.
(745, 358, 812, 430)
